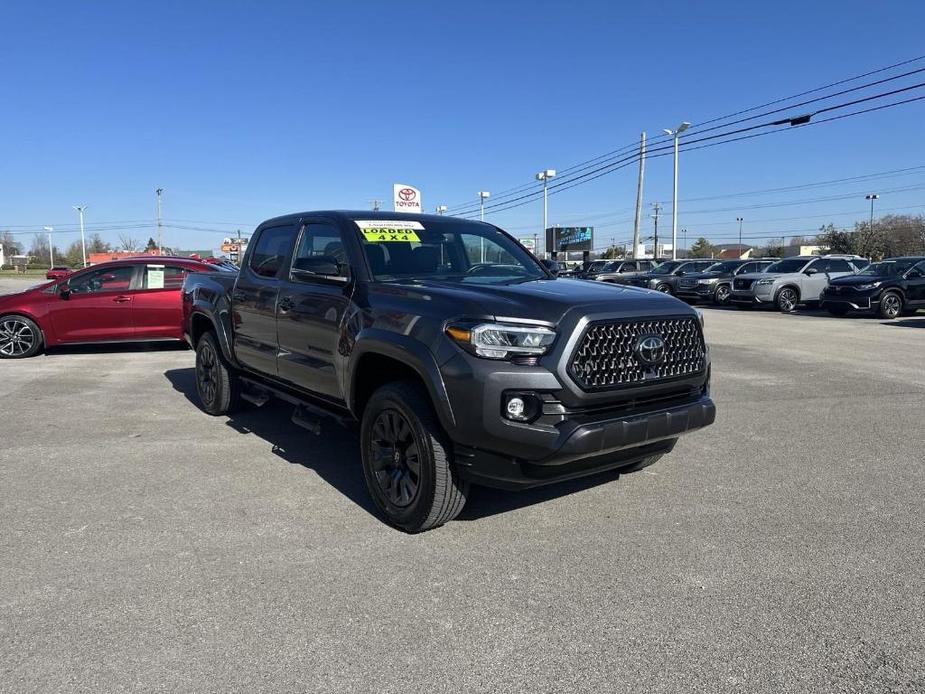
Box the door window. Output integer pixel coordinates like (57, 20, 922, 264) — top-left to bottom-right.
(143, 265, 189, 289)
(291, 224, 351, 279)
(249, 225, 297, 278)
(825, 260, 852, 273)
(908, 261, 925, 278)
(622, 262, 637, 271)
(68, 266, 135, 294)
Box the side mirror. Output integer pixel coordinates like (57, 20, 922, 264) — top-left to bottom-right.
(58, 284, 71, 299)
(804, 268, 818, 276)
(291, 255, 349, 282)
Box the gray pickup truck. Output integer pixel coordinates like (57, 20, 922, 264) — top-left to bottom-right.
(182, 210, 716, 531)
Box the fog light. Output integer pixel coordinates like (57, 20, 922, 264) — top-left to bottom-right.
(506, 397, 526, 420)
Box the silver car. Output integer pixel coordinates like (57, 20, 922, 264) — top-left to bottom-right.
(730, 255, 868, 313)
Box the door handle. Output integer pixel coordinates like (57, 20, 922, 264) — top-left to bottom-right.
(112, 296, 132, 303)
(279, 296, 294, 312)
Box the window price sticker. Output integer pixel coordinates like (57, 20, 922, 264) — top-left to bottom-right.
(355, 220, 424, 243)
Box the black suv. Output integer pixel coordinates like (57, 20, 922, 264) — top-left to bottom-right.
(608, 259, 717, 295)
(675, 259, 775, 305)
(183, 211, 715, 532)
(820, 256, 925, 318)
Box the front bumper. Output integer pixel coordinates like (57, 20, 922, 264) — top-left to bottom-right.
(677, 283, 716, 300)
(454, 393, 715, 489)
(819, 291, 875, 311)
(730, 288, 774, 305)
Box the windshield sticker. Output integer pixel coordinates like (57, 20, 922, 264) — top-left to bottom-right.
(355, 220, 424, 243)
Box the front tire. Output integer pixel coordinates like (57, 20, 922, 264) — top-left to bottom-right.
(0, 315, 43, 359)
(775, 287, 799, 313)
(714, 284, 732, 305)
(878, 291, 903, 319)
(655, 283, 672, 294)
(195, 331, 241, 415)
(361, 381, 469, 532)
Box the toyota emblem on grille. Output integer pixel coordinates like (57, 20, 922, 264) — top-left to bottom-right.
(635, 334, 666, 366)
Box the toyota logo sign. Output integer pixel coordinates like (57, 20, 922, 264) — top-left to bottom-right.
(398, 188, 416, 201)
(635, 334, 666, 366)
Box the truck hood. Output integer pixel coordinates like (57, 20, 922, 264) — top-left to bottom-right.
(372, 277, 691, 324)
(828, 274, 877, 286)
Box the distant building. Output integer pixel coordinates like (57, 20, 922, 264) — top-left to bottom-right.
(0, 244, 5, 267)
(782, 245, 824, 257)
(714, 243, 753, 259)
(174, 249, 215, 259)
(88, 250, 166, 265)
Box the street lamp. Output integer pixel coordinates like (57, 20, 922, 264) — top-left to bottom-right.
(865, 194, 879, 256)
(663, 121, 690, 260)
(478, 191, 491, 262)
(535, 169, 556, 247)
(73, 205, 88, 267)
(736, 217, 744, 257)
(43, 226, 54, 267)
(435, 205, 447, 215)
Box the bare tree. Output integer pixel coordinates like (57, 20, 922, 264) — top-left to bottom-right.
(119, 233, 141, 251)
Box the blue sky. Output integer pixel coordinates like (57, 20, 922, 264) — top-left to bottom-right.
(2, 0, 924, 253)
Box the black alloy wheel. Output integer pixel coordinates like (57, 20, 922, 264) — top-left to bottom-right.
(776, 287, 798, 313)
(195, 331, 241, 415)
(197, 338, 219, 407)
(656, 283, 672, 294)
(369, 409, 421, 508)
(878, 292, 903, 319)
(0, 316, 42, 358)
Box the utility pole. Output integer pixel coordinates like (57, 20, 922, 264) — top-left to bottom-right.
(73, 205, 88, 267)
(865, 194, 879, 257)
(155, 188, 164, 254)
(632, 131, 646, 259)
(736, 217, 744, 257)
(651, 203, 662, 260)
(664, 122, 690, 260)
(43, 226, 54, 267)
(682, 228, 688, 257)
(369, 199, 382, 211)
(435, 205, 447, 215)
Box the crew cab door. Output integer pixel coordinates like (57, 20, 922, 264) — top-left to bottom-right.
(276, 220, 356, 399)
(50, 265, 137, 343)
(232, 223, 298, 376)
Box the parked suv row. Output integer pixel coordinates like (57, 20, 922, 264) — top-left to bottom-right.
(600, 259, 717, 295)
(675, 258, 776, 305)
(730, 255, 869, 313)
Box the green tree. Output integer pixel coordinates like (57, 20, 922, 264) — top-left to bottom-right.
(145, 237, 158, 251)
(1, 231, 23, 257)
(86, 233, 111, 254)
(688, 237, 717, 258)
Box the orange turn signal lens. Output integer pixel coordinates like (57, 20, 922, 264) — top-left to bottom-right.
(446, 326, 471, 342)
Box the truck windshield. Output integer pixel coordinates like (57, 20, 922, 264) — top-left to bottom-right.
(354, 218, 547, 284)
(704, 261, 741, 273)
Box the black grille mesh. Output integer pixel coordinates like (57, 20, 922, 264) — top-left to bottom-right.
(569, 317, 706, 390)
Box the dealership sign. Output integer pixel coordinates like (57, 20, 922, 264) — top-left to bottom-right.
(393, 183, 422, 213)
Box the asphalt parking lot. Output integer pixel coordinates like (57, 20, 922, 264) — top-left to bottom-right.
(1, 276, 923, 693)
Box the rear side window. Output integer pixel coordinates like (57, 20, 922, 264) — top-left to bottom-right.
(250, 225, 297, 278)
(291, 223, 351, 279)
(825, 260, 852, 273)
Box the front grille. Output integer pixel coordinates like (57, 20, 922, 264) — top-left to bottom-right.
(733, 278, 755, 291)
(679, 279, 698, 289)
(568, 317, 706, 390)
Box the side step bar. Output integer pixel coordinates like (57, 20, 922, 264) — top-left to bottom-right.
(239, 376, 353, 436)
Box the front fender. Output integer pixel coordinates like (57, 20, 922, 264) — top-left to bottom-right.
(347, 330, 456, 432)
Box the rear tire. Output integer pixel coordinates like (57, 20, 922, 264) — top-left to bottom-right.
(361, 381, 469, 532)
(878, 291, 903, 319)
(0, 315, 43, 359)
(655, 283, 672, 294)
(195, 331, 241, 415)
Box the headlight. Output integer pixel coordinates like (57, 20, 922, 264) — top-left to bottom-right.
(697, 278, 718, 285)
(446, 322, 556, 360)
(755, 278, 775, 286)
(856, 282, 881, 291)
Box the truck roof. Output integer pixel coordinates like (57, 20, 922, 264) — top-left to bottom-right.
(256, 210, 490, 228)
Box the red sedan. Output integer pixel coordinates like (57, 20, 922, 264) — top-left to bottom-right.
(45, 266, 73, 281)
(0, 257, 227, 358)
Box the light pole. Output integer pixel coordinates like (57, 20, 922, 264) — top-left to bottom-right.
(865, 194, 879, 257)
(663, 121, 690, 260)
(736, 217, 744, 257)
(682, 228, 688, 257)
(478, 191, 491, 262)
(43, 226, 54, 267)
(535, 168, 556, 242)
(435, 205, 447, 215)
(73, 205, 88, 267)
(155, 188, 164, 254)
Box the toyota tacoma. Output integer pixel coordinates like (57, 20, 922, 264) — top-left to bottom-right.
(182, 211, 715, 532)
